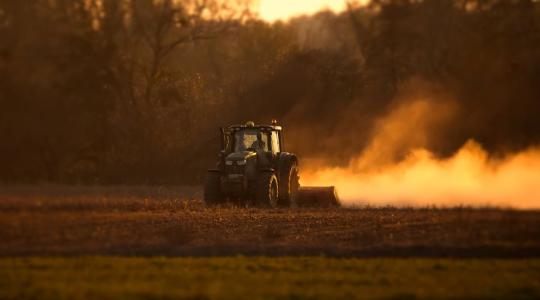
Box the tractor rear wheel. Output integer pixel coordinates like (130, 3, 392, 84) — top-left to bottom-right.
(256, 172, 279, 208)
(279, 161, 300, 207)
(204, 172, 224, 205)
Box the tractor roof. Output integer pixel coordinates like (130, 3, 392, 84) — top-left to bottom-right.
(228, 121, 282, 131)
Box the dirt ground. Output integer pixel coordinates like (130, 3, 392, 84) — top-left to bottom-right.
(1, 185, 539, 257)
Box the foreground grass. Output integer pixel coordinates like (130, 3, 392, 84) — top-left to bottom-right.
(1, 257, 539, 300)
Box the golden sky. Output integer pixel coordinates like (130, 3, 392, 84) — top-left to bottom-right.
(257, 0, 347, 22)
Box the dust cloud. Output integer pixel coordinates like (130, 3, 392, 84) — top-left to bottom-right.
(300, 85, 540, 209)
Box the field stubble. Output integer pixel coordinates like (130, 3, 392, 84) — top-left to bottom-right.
(0, 185, 539, 257)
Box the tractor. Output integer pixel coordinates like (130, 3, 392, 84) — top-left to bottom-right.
(204, 121, 340, 208)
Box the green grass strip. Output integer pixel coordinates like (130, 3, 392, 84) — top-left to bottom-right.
(1, 257, 539, 300)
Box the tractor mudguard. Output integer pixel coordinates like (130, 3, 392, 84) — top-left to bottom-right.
(277, 153, 298, 175)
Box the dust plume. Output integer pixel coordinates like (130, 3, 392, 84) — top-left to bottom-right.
(301, 84, 540, 209)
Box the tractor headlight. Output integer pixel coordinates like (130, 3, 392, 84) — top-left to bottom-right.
(225, 160, 234, 166)
(237, 160, 247, 166)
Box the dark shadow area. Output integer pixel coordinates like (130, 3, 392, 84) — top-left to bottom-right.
(1, 0, 539, 184)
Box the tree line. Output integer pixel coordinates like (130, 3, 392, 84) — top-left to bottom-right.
(1, 0, 539, 184)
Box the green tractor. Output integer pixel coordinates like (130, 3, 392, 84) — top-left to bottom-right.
(204, 121, 340, 208)
(204, 121, 299, 207)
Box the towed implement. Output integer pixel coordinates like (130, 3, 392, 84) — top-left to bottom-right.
(204, 121, 340, 208)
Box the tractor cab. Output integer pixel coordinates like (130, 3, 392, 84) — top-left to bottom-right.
(223, 121, 282, 154)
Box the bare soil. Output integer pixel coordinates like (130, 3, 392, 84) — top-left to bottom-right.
(1, 185, 539, 257)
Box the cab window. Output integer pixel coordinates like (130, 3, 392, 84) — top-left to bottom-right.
(234, 129, 269, 152)
(271, 131, 280, 153)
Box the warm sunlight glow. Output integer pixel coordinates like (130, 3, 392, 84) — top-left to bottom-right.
(257, 0, 347, 22)
(301, 96, 540, 209)
(302, 141, 540, 209)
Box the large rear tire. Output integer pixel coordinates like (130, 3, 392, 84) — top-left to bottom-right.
(204, 172, 224, 205)
(279, 160, 300, 207)
(256, 172, 279, 208)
